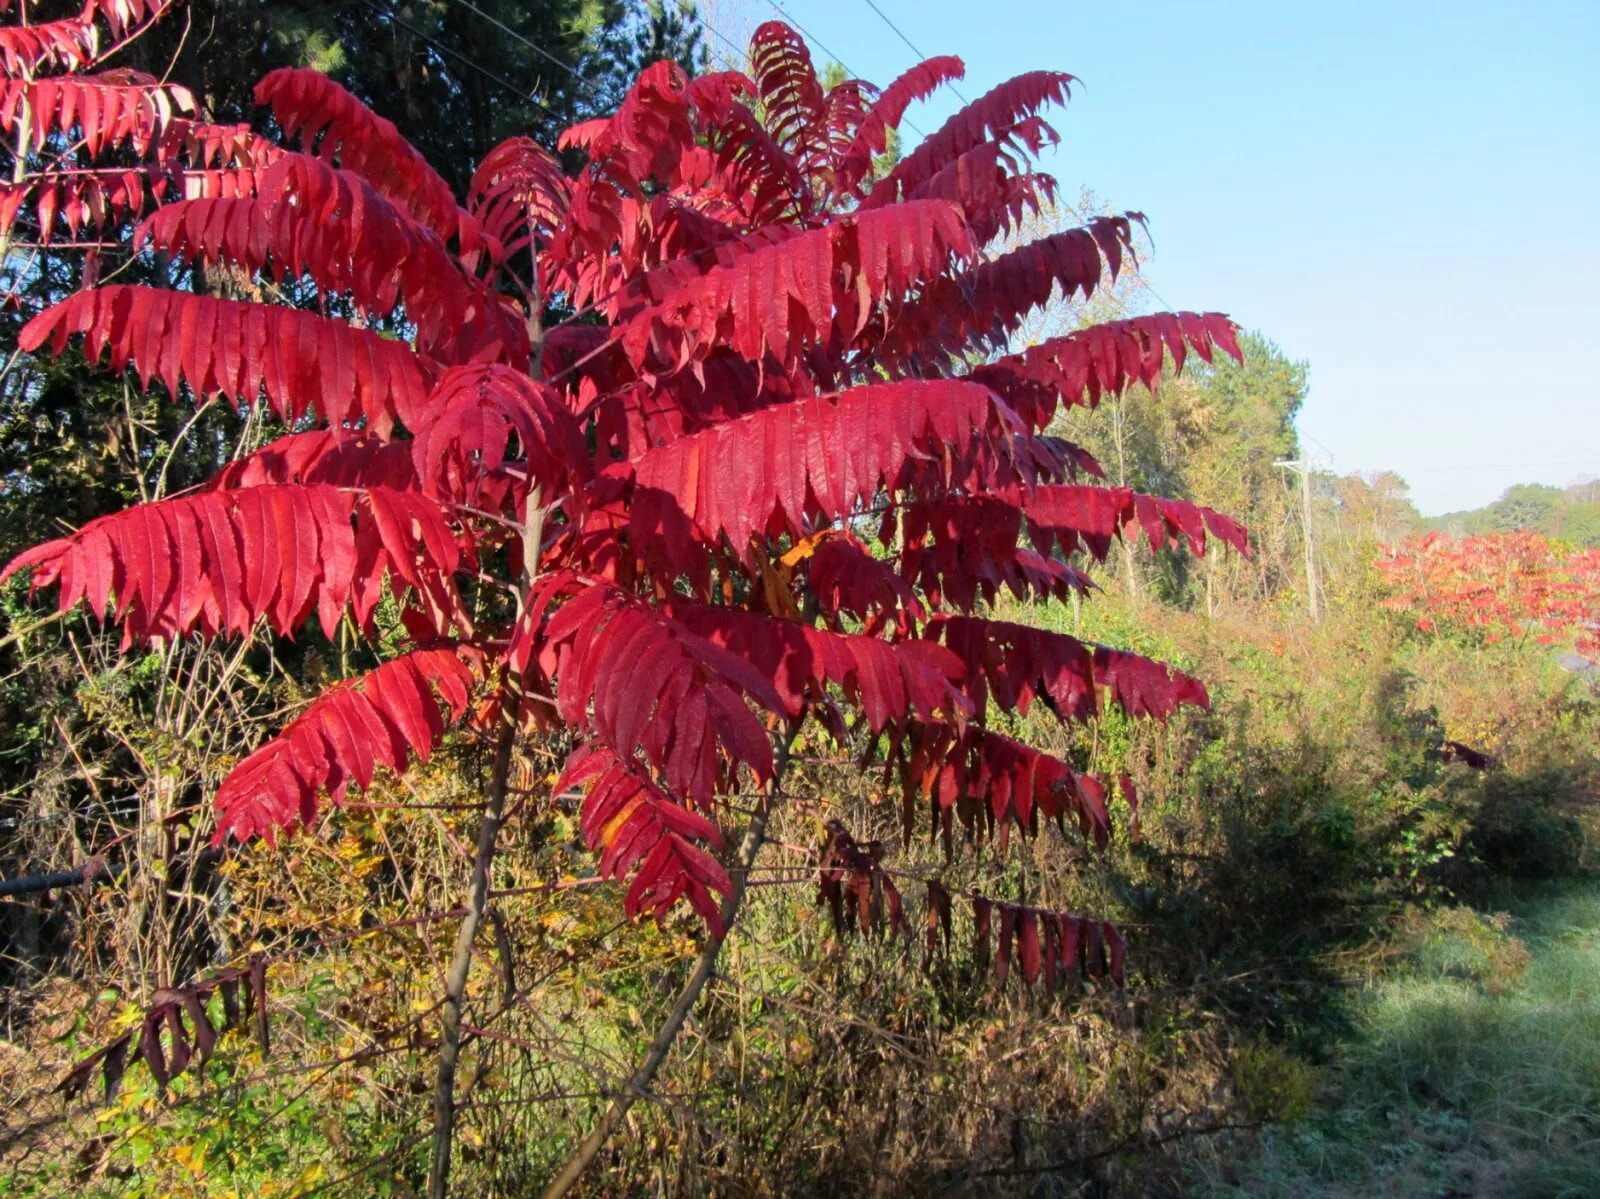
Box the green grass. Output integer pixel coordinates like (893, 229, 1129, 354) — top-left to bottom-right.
(1191, 884, 1600, 1198)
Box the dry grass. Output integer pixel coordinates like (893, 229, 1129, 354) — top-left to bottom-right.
(1188, 886, 1600, 1199)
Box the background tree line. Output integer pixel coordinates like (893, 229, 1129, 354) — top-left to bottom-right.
(1430, 480, 1600, 547)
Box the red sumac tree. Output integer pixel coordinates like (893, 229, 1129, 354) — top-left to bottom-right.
(2, 11, 1247, 1191)
(1378, 530, 1600, 652)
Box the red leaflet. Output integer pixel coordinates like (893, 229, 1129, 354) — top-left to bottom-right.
(411, 364, 590, 507)
(156, 116, 280, 172)
(910, 137, 1058, 245)
(207, 432, 420, 493)
(1119, 772, 1141, 841)
(974, 312, 1244, 429)
(898, 494, 1093, 611)
(683, 70, 755, 121)
(630, 379, 1014, 567)
(1, 170, 155, 243)
(898, 721, 1111, 850)
(1017, 908, 1042, 984)
(255, 68, 493, 263)
(0, 141, 276, 244)
(928, 615, 1209, 723)
(817, 820, 909, 940)
(215, 648, 480, 843)
(699, 104, 805, 224)
(929, 614, 1096, 718)
(82, 0, 170, 38)
(0, 484, 464, 644)
(58, 957, 269, 1104)
(21, 286, 435, 436)
(1025, 484, 1250, 561)
(995, 903, 1016, 985)
(748, 22, 832, 181)
(541, 584, 782, 807)
(1093, 645, 1211, 720)
(666, 601, 967, 732)
(925, 877, 953, 959)
(0, 74, 194, 158)
(586, 353, 800, 461)
(575, 61, 695, 187)
(886, 214, 1141, 359)
(807, 536, 926, 633)
(468, 136, 570, 261)
(620, 199, 973, 368)
(865, 70, 1074, 208)
(559, 745, 732, 936)
(968, 897, 1124, 989)
(0, 14, 99, 78)
(835, 54, 966, 198)
(134, 154, 525, 363)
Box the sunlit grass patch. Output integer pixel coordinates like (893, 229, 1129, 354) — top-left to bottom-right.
(1191, 883, 1600, 1198)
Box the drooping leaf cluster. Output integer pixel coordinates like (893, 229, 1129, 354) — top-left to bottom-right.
(57, 955, 271, 1102)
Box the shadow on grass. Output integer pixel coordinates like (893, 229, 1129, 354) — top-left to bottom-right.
(1190, 882, 1600, 1199)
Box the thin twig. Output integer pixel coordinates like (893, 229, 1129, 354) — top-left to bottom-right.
(538, 727, 800, 1199)
(427, 482, 545, 1199)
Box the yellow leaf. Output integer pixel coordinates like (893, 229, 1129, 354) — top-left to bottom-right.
(296, 1163, 329, 1188)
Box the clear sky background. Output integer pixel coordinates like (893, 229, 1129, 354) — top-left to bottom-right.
(705, 0, 1599, 515)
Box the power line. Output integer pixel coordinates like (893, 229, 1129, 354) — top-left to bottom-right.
(757, 0, 928, 140)
(697, 8, 756, 68)
(858, 0, 970, 105)
(759, 0, 856, 82)
(360, 0, 554, 112)
(444, 0, 752, 118)
(441, 0, 772, 123)
(1388, 459, 1600, 473)
(847, 1, 1188, 318)
(444, 0, 939, 157)
(764, 0, 1174, 327)
(417, 0, 1179, 332)
(444, 0, 589, 87)
(439, 0, 637, 117)
(704, 23, 749, 66)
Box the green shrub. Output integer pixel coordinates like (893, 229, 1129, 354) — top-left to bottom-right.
(1462, 769, 1587, 881)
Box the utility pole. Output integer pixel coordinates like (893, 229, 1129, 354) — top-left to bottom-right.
(1112, 397, 1140, 598)
(1275, 457, 1320, 622)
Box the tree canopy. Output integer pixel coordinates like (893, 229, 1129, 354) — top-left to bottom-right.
(1431, 481, 1600, 548)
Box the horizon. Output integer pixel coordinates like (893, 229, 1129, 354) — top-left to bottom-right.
(725, 0, 1599, 517)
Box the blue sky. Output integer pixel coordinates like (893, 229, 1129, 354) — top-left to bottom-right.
(710, 1, 1599, 515)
